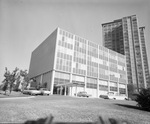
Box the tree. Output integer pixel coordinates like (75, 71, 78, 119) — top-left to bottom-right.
(9, 67, 19, 93)
(20, 69, 30, 92)
(2, 67, 19, 94)
(135, 88, 150, 111)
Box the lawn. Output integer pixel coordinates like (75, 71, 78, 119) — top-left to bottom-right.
(0, 91, 30, 98)
(0, 95, 150, 124)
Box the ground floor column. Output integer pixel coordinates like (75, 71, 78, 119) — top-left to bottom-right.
(97, 79, 99, 98)
(40, 74, 43, 85)
(50, 70, 55, 95)
(70, 73, 72, 96)
(84, 76, 87, 91)
(108, 81, 110, 93)
(75, 85, 77, 97)
(64, 85, 66, 96)
(125, 84, 128, 98)
(117, 82, 119, 94)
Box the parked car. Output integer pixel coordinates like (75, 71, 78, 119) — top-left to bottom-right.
(99, 92, 127, 100)
(107, 92, 128, 100)
(99, 95, 109, 99)
(22, 87, 34, 94)
(40, 88, 51, 95)
(75, 91, 91, 98)
(23, 87, 41, 95)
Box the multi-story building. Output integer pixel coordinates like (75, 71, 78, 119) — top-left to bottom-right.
(139, 27, 150, 88)
(29, 28, 128, 98)
(102, 15, 150, 92)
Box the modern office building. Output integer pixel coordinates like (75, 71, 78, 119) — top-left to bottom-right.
(102, 15, 150, 92)
(29, 27, 128, 98)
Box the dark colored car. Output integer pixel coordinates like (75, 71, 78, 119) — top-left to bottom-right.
(99, 95, 109, 99)
(75, 91, 91, 98)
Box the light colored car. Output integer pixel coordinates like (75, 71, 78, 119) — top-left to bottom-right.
(75, 91, 91, 98)
(23, 87, 41, 95)
(40, 88, 51, 95)
(107, 92, 128, 100)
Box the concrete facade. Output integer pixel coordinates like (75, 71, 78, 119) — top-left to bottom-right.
(29, 28, 128, 98)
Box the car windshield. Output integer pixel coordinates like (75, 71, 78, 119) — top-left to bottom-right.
(41, 88, 47, 90)
(81, 92, 87, 94)
(29, 87, 36, 90)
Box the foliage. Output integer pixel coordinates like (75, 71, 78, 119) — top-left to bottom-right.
(2, 67, 30, 94)
(20, 69, 30, 91)
(2, 67, 19, 94)
(135, 88, 150, 111)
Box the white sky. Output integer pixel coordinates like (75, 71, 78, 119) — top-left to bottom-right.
(0, 0, 150, 82)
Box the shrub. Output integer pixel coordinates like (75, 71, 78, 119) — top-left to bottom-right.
(135, 88, 150, 111)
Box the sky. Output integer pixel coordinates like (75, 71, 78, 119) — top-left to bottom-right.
(0, 0, 150, 82)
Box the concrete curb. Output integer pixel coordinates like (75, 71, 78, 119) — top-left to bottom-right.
(0, 96, 35, 100)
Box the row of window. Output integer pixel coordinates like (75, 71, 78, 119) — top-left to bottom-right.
(58, 40, 73, 50)
(56, 58, 72, 67)
(75, 36, 86, 44)
(54, 78, 70, 85)
(99, 64, 108, 70)
(87, 66, 98, 77)
(99, 54, 109, 61)
(73, 68, 86, 76)
(74, 57, 86, 65)
(56, 64, 71, 73)
(99, 85, 108, 91)
(86, 83, 97, 89)
(88, 51, 98, 58)
(87, 78, 97, 84)
(87, 61, 98, 67)
(88, 41, 98, 48)
(72, 80, 85, 87)
(57, 51, 72, 61)
(74, 46, 86, 54)
(59, 29, 74, 39)
(99, 74, 109, 80)
(74, 41, 86, 49)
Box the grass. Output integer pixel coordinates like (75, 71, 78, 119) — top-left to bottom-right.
(0, 95, 150, 124)
(0, 91, 30, 98)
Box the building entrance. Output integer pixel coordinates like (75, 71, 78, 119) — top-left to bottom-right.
(53, 85, 69, 95)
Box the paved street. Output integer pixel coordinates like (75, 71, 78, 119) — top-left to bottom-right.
(0, 95, 150, 124)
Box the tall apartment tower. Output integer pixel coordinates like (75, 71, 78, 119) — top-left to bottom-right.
(139, 27, 150, 88)
(102, 15, 150, 92)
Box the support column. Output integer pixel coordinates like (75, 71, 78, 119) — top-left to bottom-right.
(108, 81, 110, 93)
(97, 79, 99, 98)
(84, 76, 87, 91)
(50, 70, 55, 95)
(60, 86, 62, 95)
(70, 73, 72, 96)
(64, 85, 66, 96)
(117, 82, 120, 95)
(40, 74, 43, 85)
(125, 84, 128, 98)
(75, 85, 77, 97)
(71, 86, 72, 96)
